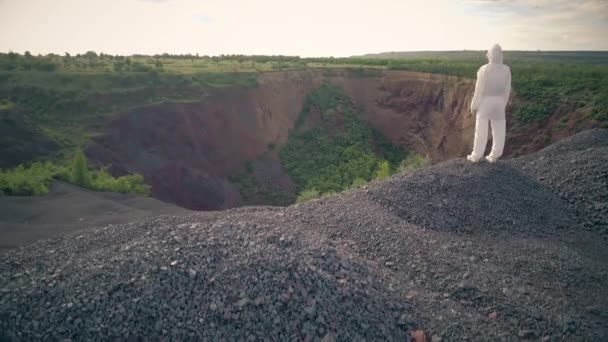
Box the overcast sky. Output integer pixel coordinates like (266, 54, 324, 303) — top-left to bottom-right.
(1, 0, 607, 57)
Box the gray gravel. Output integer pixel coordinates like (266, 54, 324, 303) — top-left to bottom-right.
(512, 128, 608, 237)
(1, 129, 607, 341)
(0, 209, 411, 341)
(368, 158, 576, 236)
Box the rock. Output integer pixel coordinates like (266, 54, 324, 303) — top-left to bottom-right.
(518, 330, 536, 338)
(237, 298, 250, 307)
(321, 333, 335, 342)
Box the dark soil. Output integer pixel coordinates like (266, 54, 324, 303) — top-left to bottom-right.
(0, 181, 188, 252)
(1, 129, 607, 341)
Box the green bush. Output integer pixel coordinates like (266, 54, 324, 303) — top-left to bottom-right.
(350, 177, 368, 189)
(374, 160, 391, 180)
(322, 191, 337, 198)
(70, 150, 90, 187)
(89, 168, 151, 195)
(0, 162, 58, 196)
(296, 189, 320, 203)
(398, 153, 430, 173)
(0, 153, 151, 196)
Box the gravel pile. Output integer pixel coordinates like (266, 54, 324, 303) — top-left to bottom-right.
(1, 130, 607, 341)
(512, 128, 608, 237)
(0, 208, 410, 341)
(367, 159, 575, 236)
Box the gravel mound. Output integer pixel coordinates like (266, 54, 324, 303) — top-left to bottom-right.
(368, 159, 575, 235)
(1, 130, 607, 341)
(286, 191, 608, 341)
(0, 209, 410, 341)
(512, 128, 608, 237)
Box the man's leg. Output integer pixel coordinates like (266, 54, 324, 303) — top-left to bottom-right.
(487, 119, 506, 162)
(468, 117, 489, 162)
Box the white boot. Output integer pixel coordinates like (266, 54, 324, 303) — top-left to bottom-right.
(485, 155, 498, 163)
(467, 154, 481, 163)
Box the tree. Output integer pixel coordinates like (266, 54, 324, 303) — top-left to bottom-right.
(71, 151, 90, 187)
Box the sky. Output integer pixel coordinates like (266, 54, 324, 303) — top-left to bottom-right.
(1, 0, 607, 57)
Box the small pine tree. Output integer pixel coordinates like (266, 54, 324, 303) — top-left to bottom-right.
(71, 151, 90, 187)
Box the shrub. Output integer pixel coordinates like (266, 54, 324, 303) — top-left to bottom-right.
(0, 153, 150, 196)
(322, 191, 337, 198)
(90, 168, 151, 195)
(296, 188, 320, 203)
(374, 160, 391, 180)
(70, 150, 90, 187)
(0, 162, 58, 196)
(398, 153, 430, 173)
(350, 177, 367, 189)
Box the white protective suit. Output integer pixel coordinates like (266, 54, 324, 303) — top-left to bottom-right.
(467, 44, 512, 163)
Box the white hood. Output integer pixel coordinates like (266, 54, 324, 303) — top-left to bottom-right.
(487, 44, 504, 64)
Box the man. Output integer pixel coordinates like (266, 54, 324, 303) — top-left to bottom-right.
(467, 44, 512, 163)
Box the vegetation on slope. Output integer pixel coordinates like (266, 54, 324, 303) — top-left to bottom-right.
(0, 151, 150, 196)
(1, 51, 606, 201)
(228, 157, 294, 206)
(279, 84, 411, 200)
(1, 51, 606, 166)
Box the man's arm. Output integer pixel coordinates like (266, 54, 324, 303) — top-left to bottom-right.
(504, 67, 512, 104)
(470, 67, 484, 113)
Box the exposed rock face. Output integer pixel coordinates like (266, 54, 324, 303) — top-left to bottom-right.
(87, 69, 476, 210)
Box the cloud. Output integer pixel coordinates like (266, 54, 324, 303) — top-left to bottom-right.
(462, 0, 608, 49)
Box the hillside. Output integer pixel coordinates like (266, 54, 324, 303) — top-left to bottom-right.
(1, 129, 606, 341)
(1, 53, 607, 210)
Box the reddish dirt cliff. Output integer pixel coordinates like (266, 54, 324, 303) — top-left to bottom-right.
(86, 69, 479, 210)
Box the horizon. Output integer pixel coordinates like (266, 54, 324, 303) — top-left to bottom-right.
(1, 0, 607, 57)
(2, 49, 607, 59)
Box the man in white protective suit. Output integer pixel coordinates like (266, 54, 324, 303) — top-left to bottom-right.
(467, 44, 512, 163)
